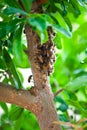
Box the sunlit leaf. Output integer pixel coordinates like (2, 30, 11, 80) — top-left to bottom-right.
(28, 15, 47, 31)
(9, 105, 24, 121)
(38, 29, 48, 44)
(65, 76, 87, 91)
(3, 6, 28, 16)
(0, 102, 8, 114)
(69, 0, 81, 17)
(53, 33, 62, 49)
(53, 24, 72, 37)
(63, 17, 72, 32)
(28, 15, 49, 43)
(13, 24, 30, 68)
(66, 91, 77, 100)
(77, 0, 86, 7)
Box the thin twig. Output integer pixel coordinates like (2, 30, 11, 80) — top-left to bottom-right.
(54, 88, 64, 97)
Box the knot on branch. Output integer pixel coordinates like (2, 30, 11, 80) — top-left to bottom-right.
(35, 28, 56, 76)
(30, 87, 39, 96)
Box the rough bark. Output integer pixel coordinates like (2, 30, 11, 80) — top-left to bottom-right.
(0, 82, 40, 112)
(25, 25, 61, 130)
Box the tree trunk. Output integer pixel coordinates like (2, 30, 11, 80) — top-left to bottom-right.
(25, 25, 61, 130)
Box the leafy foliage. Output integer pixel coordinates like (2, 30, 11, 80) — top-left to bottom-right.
(0, 0, 87, 130)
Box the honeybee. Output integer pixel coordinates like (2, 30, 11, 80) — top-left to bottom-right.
(28, 75, 33, 83)
(37, 55, 43, 63)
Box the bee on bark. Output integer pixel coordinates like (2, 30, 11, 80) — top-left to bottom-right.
(37, 55, 43, 63)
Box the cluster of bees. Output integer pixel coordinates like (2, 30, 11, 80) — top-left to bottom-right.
(35, 27, 56, 76)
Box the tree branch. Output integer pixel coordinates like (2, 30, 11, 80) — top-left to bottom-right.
(25, 25, 61, 130)
(54, 88, 64, 97)
(0, 82, 41, 113)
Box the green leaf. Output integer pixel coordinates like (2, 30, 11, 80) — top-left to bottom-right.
(59, 114, 69, 122)
(51, 11, 68, 30)
(0, 19, 21, 39)
(9, 105, 24, 121)
(53, 33, 62, 49)
(55, 96, 65, 104)
(3, 48, 23, 89)
(29, 15, 47, 31)
(2, 77, 10, 84)
(3, 6, 28, 16)
(83, 56, 87, 63)
(77, 0, 86, 7)
(59, 103, 68, 112)
(28, 15, 48, 43)
(38, 29, 48, 44)
(49, 0, 55, 11)
(0, 102, 8, 114)
(79, 101, 87, 110)
(0, 0, 4, 3)
(4, 0, 21, 8)
(21, 0, 33, 13)
(41, 14, 53, 26)
(65, 91, 77, 100)
(85, 0, 87, 3)
(0, 58, 6, 69)
(55, 96, 68, 112)
(65, 76, 87, 91)
(53, 24, 72, 37)
(63, 17, 72, 32)
(67, 100, 82, 110)
(70, 0, 81, 17)
(0, 123, 12, 130)
(67, 100, 87, 116)
(0, 22, 9, 39)
(13, 24, 30, 68)
(17, 69, 24, 83)
(51, 7, 72, 32)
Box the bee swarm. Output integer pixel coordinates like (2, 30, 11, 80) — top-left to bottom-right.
(35, 28, 56, 76)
